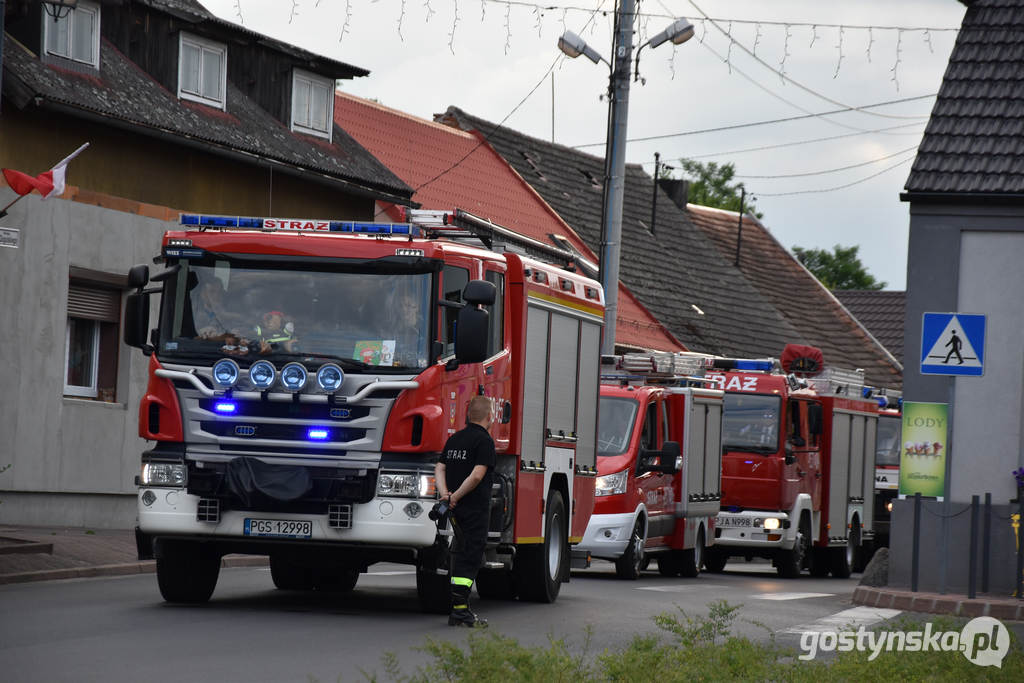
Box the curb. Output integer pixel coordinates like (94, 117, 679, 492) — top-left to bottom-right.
(853, 586, 1024, 622)
(0, 555, 268, 586)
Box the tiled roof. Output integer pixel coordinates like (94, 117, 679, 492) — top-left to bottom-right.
(687, 205, 903, 389)
(834, 290, 906, 364)
(2, 16, 410, 203)
(333, 92, 683, 352)
(904, 0, 1024, 196)
(438, 107, 807, 362)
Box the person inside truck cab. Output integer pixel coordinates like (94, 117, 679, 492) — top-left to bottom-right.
(385, 289, 423, 367)
(254, 310, 296, 354)
(189, 274, 241, 341)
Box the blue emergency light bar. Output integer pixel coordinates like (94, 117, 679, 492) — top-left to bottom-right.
(705, 358, 775, 372)
(179, 214, 420, 236)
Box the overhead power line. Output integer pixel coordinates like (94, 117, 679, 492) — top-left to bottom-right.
(734, 145, 919, 179)
(674, 122, 925, 160)
(755, 153, 916, 197)
(572, 94, 934, 148)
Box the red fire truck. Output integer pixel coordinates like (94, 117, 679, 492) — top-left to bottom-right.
(702, 347, 878, 578)
(578, 352, 724, 579)
(122, 209, 603, 609)
(871, 398, 902, 550)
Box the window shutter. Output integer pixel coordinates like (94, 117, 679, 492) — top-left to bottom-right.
(68, 285, 120, 322)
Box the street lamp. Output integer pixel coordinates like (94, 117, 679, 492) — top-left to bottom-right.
(558, 6, 694, 355)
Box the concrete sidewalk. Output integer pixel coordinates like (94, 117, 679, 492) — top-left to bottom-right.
(0, 525, 265, 585)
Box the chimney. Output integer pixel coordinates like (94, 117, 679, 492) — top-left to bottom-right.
(658, 178, 689, 210)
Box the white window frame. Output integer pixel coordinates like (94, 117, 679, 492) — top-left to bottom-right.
(64, 318, 100, 398)
(42, 0, 101, 68)
(291, 69, 334, 141)
(178, 32, 227, 110)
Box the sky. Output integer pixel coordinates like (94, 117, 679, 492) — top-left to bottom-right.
(199, 0, 967, 291)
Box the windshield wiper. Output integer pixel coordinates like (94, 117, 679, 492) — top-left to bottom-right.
(276, 351, 369, 370)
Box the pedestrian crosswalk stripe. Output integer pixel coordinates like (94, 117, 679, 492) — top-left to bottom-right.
(782, 606, 901, 635)
(753, 592, 834, 601)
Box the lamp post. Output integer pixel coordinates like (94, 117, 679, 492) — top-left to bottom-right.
(559, 5, 694, 355)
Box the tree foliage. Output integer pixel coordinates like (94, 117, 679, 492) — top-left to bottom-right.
(792, 244, 887, 291)
(677, 158, 762, 219)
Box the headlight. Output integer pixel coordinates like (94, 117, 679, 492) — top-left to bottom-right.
(141, 462, 187, 487)
(212, 359, 240, 388)
(377, 472, 434, 498)
(316, 363, 345, 392)
(595, 469, 628, 497)
(763, 517, 781, 530)
(280, 362, 308, 392)
(248, 360, 276, 390)
(886, 501, 894, 513)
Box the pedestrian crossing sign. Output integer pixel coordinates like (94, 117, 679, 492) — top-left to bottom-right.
(920, 312, 986, 376)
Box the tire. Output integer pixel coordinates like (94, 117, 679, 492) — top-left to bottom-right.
(269, 554, 315, 591)
(515, 489, 567, 603)
(156, 540, 221, 603)
(657, 553, 682, 577)
(314, 567, 359, 593)
(702, 548, 728, 573)
(615, 517, 646, 580)
(830, 527, 857, 579)
(809, 548, 831, 577)
(678, 527, 705, 578)
(777, 518, 810, 579)
(475, 567, 518, 600)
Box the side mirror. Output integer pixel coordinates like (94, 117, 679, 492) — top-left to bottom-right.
(127, 264, 150, 290)
(638, 441, 681, 475)
(454, 304, 488, 364)
(463, 279, 496, 306)
(124, 292, 153, 354)
(783, 442, 797, 465)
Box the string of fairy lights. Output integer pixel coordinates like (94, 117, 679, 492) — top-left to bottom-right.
(218, 0, 959, 197)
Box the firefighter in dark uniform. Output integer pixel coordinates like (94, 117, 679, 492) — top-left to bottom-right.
(434, 395, 495, 627)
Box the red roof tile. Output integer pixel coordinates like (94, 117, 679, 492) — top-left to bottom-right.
(335, 91, 683, 353)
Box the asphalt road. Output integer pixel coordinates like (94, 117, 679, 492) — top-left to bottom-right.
(1, 559, 877, 682)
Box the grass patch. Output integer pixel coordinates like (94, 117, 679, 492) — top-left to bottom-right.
(350, 600, 1023, 682)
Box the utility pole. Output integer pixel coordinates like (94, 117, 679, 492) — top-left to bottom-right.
(599, 0, 636, 355)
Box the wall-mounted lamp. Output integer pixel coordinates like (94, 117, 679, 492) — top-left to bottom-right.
(42, 0, 79, 22)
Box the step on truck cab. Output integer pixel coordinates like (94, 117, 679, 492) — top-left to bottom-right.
(703, 345, 879, 578)
(123, 209, 604, 609)
(578, 351, 724, 579)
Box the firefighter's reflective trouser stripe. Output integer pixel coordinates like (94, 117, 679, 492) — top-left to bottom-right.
(254, 325, 292, 343)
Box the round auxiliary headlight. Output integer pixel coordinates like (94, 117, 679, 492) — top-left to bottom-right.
(249, 360, 276, 390)
(280, 362, 308, 392)
(212, 359, 240, 388)
(316, 363, 345, 392)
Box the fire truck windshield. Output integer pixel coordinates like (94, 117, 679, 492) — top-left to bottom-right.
(597, 396, 639, 457)
(876, 414, 901, 467)
(157, 261, 433, 371)
(722, 394, 781, 454)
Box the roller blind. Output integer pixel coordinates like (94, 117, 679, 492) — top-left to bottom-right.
(68, 285, 120, 322)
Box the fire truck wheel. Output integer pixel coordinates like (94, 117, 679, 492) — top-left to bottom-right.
(156, 540, 220, 603)
(678, 527, 706, 578)
(776, 519, 810, 579)
(515, 489, 567, 603)
(314, 567, 360, 593)
(615, 518, 646, 580)
(703, 549, 728, 573)
(830, 528, 857, 579)
(475, 568, 518, 600)
(269, 554, 316, 590)
(657, 553, 682, 576)
(809, 548, 831, 577)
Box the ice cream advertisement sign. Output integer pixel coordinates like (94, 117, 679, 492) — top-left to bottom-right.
(898, 402, 949, 499)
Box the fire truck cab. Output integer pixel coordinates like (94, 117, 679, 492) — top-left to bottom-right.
(122, 210, 603, 609)
(704, 351, 878, 578)
(579, 352, 724, 579)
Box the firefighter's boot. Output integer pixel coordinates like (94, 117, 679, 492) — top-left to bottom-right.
(448, 582, 488, 627)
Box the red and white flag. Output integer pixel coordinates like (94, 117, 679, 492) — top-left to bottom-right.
(2, 143, 90, 199)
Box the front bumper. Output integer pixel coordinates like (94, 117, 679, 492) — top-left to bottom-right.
(577, 511, 636, 559)
(137, 488, 438, 548)
(713, 511, 793, 550)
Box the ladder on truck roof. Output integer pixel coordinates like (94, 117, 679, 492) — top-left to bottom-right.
(601, 350, 715, 387)
(405, 208, 589, 271)
(806, 366, 866, 397)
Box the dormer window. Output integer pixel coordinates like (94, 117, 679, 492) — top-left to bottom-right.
(178, 33, 226, 109)
(42, 0, 100, 69)
(291, 69, 334, 140)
